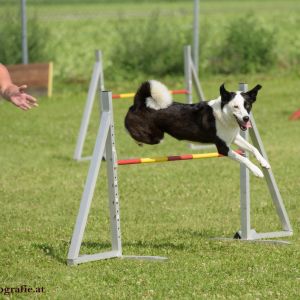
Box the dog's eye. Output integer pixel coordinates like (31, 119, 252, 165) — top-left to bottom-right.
(234, 105, 238, 108)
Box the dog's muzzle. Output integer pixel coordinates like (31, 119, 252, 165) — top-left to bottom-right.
(234, 115, 251, 131)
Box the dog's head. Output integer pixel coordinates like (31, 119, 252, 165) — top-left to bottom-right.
(220, 84, 262, 131)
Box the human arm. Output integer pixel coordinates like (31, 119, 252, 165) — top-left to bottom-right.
(0, 64, 38, 110)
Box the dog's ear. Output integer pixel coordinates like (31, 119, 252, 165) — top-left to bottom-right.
(245, 84, 262, 103)
(220, 83, 232, 104)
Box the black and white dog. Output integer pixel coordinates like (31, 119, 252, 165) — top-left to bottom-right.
(125, 80, 270, 177)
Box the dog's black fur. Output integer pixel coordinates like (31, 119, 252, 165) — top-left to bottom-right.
(125, 81, 217, 142)
(124, 81, 260, 156)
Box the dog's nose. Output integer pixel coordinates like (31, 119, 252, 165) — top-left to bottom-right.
(243, 116, 250, 122)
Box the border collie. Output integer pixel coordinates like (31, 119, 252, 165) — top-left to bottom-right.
(125, 80, 271, 178)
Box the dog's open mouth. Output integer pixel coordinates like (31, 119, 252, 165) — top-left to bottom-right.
(234, 116, 251, 131)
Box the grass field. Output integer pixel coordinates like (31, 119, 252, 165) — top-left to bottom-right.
(1, 72, 300, 299)
(1, 1, 300, 299)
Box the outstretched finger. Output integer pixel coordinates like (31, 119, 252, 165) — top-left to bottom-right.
(18, 103, 30, 111)
(25, 94, 38, 104)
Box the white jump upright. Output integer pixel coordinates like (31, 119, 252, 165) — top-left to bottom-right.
(184, 45, 205, 104)
(68, 91, 120, 264)
(236, 83, 292, 241)
(68, 91, 167, 265)
(238, 83, 251, 239)
(184, 45, 214, 150)
(73, 50, 104, 161)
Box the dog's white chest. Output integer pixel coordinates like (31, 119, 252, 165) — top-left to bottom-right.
(215, 121, 239, 144)
(209, 99, 239, 145)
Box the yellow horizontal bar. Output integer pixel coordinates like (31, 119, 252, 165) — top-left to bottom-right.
(119, 93, 135, 98)
(192, 152, 220, 159)
(141, 157, 169, 163)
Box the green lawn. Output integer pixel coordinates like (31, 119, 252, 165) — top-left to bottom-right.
(0, 71, 300, 299)
(1, 0, 300, 299)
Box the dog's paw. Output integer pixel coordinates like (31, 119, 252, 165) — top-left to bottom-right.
(259, 158, 271, 169)
(250, 165, 264, 178)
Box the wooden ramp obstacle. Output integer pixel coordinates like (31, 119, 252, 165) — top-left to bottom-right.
(6, 62, 53, 97)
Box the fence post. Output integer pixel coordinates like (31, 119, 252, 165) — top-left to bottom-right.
(193, 0, 199, 74)
(21, 0, 28, 64)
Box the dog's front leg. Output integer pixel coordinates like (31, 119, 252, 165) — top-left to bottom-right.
(234, 134, 271, 169)
(227, 150, 264, 178)
(215, 138, 264, 178)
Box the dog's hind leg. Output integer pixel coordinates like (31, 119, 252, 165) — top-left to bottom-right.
(233, 134, 271, 169)
(215, 137, 264, 178)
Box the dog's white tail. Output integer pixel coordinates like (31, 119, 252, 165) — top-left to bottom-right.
(146, 80, 173, 110)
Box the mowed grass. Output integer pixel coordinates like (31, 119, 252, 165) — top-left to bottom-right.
(0, 71, 300, 299)
(1, 0, 300, 298)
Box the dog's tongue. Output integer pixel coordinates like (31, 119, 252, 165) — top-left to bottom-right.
(245, 121, 252, 128)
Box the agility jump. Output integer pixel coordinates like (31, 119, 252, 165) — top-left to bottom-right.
(73, 46, 205, 161)
(67, 88, 293, 266)
(117, 150, 243, 165)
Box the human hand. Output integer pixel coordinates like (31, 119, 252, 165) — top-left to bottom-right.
(3, 84, 38, 111)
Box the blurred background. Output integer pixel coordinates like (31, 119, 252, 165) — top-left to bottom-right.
(1, 0, 300, 88)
